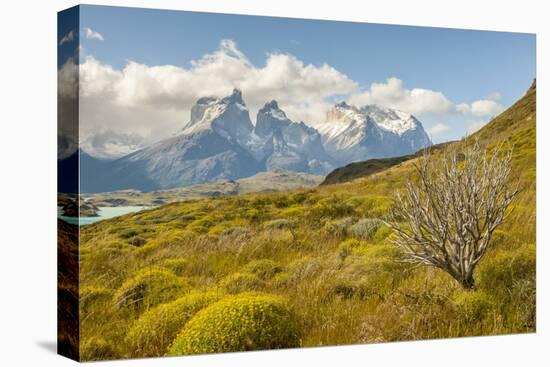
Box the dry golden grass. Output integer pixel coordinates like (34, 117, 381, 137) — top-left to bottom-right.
(77, 82, 536, 360)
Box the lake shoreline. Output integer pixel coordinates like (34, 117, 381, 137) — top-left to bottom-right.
(57, 206, 152, 226)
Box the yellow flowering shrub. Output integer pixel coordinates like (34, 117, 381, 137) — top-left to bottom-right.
(80, 286, 113, 315)
(166, 293, 300, 356)
(113, 267, 190, 313)
(452, 291, 493, 322)
(125, 290, 223, 357)
(218, 272, 265, 294)
(243, 259, 283, 280)
(80, 337, 116, 361)
(476, 244, 536, 296)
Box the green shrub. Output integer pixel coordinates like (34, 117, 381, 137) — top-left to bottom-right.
(264, 219, 293, 230)
(208, 225, 226, 237)
(128, 236, 147, 247)
(349, 218, 384, 240)
(113, 267, 190, 312)
(80, 286, 113, 315)
(117, 228, 140, 239)
(243, 208, 261, 221)
(270, 271, 291, 288)
(452, 291, 493, 322)
(80, 337, 116, 361)
(476, 246, 536, 329)
(323, 217, 354, 237)
(284, 257, 322, 284)
(347, 195, 391, 217)
(351, 242, 402, 259)
(337, 239, 362, 262)
(125, 291, 223, 357)
(477, 245, 536, 296)
(271, 257, 323, 288)
(166, 293, 300, 356)
(512, 278, 536, 328)
(187, 216, 215, 233)
(244, 259, 283, 280)
(279, 206, 305, 218)
(135, 229, 194, 253)
(329, 246, 408, 300)
(218, 272, 266, 294)
(372, 224, 392, 242)
(220, 226, 250, 238)
(307, 201, 354, 221)
(162, 258, 189, 276)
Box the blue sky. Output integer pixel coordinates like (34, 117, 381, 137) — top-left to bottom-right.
(59, 4, 535, 148)
(80, 5, 535, 105)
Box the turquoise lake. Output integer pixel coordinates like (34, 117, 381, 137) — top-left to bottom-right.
(58, 206, 150, 226)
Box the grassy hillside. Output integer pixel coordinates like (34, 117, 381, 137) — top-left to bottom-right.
(78, 81, 536, 361)
(57, 220, 79, 359)
(320, 141, 453, 185)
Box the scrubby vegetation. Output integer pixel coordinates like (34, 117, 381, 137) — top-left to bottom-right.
(167, 293, 299, 355)
(125, 290, 223, 357)
(113, 267, 191, 313)
(78, 82, 536, 360)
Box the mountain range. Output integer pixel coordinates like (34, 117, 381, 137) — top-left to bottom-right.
(69, 89, 431, 193)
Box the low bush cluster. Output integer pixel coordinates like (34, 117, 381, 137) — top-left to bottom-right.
(125, 291, 223, 357)
(113, 267, 190, 312)
(243, 259, 283, 280)
(218, 272, 266, 294)
(349, 218, 384, 240)
(166, 293, 300, 356)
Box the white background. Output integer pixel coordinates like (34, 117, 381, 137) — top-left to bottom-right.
(0, 0, 547, 365)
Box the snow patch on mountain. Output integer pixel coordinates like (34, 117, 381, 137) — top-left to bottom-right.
(315, 101, 431, 163)
(254, 100, 335, 175)
(360, 105, 419, 135)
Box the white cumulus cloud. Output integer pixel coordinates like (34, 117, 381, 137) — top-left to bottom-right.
(456, 99, 505, 117)
(470, 99, 505, 116)
(59, 30, 75, 46)
(84, 27, 104, 41)
(427, 123, 450, 136)
(486, 91, 502, 101)
(349, 77, 454, 115)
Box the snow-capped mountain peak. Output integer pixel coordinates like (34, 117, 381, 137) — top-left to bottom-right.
(255, 100, 292, 138)
(325, 101, 365, 126)
(260, 100, 289, 121)
(360, 104, 420, 136)
(323, 101, 423, 134)
(221, 88, 245, 105)
(181, 88, 253, 141)
(252, 100, 335, 175)
(315, 101, 431, 164)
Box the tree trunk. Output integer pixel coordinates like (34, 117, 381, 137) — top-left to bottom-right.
(459, 274, 476, 290)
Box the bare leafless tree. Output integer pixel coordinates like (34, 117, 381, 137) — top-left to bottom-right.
(386, 140, 519, 289)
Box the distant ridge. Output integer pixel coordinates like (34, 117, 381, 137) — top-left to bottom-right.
(320, 142, 452, 185)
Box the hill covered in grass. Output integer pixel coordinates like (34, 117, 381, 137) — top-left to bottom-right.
(320, 141, 452, 185)
(78, 81, 536, 361)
